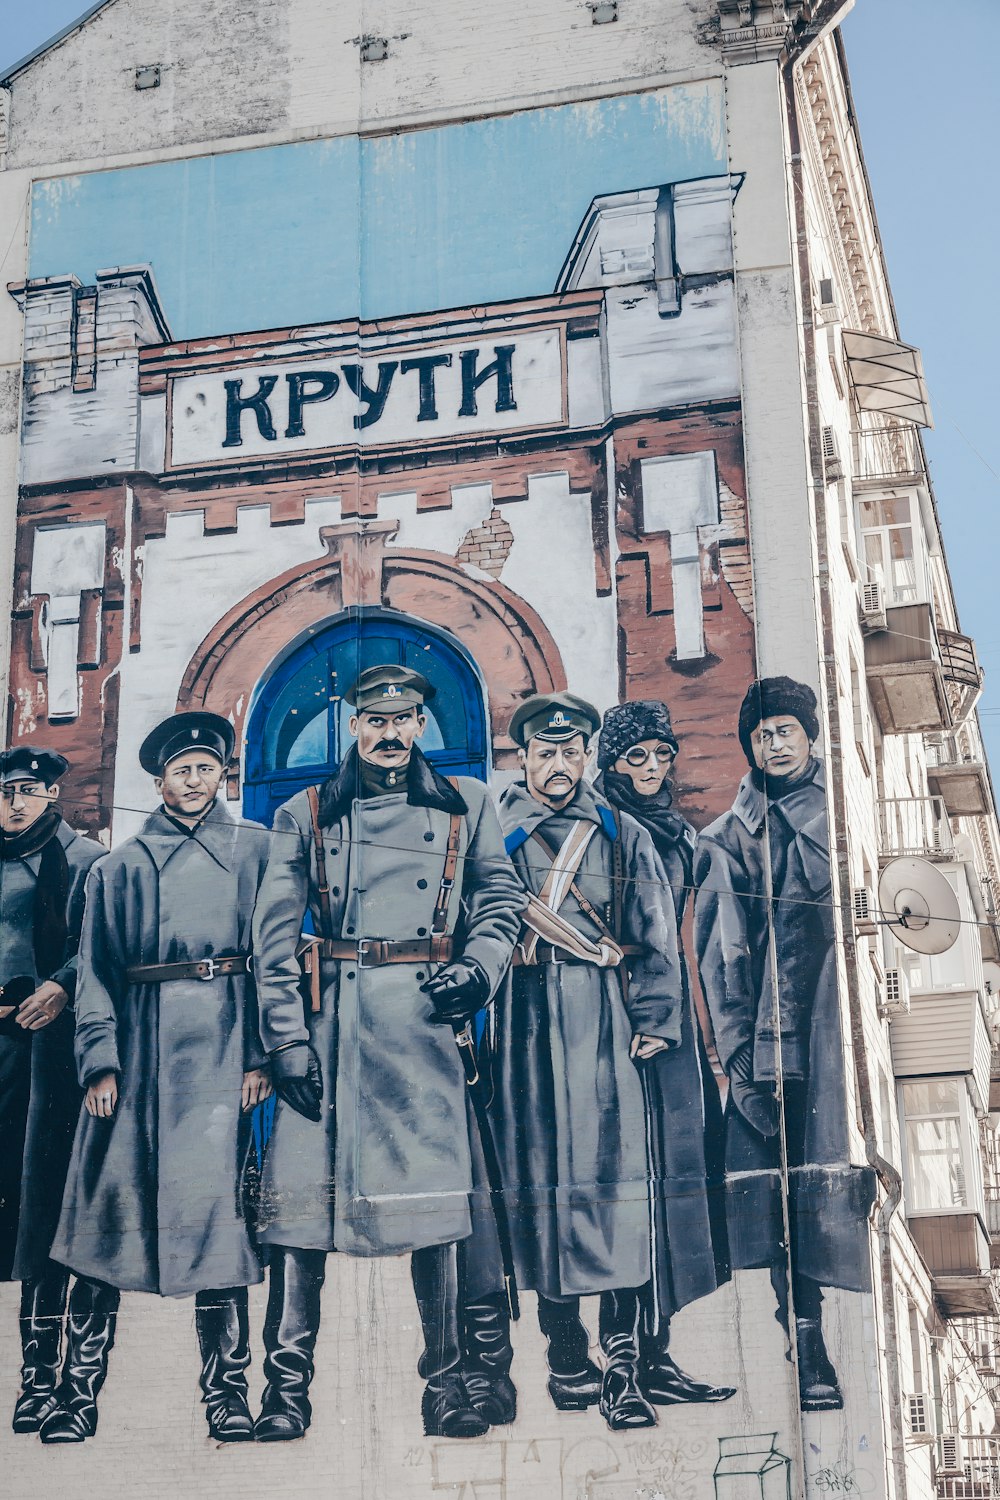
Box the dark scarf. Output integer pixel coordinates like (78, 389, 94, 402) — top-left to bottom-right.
(319, 744, 467, 825)
(761, 755, 821, 803)
(0, 805, 69, 977)
(598, 768, 691, 867)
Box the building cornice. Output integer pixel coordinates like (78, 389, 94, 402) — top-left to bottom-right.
(798, 50, 880, 334)
(718, 2, 805, 64)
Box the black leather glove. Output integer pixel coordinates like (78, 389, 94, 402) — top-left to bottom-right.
(269, 1042, 323, 1122)
(727, 1041, 779, 1139)
(420, 958, 490, 1025)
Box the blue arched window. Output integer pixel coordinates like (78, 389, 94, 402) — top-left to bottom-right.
(242, 608, 490, 826)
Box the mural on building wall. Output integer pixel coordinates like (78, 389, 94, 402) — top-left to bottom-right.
(0, 81, 879, 1489)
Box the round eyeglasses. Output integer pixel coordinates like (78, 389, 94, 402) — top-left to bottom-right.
(622, 745, 675, 768)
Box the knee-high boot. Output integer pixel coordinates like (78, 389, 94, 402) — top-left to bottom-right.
(12, 1261, 70, 1433)
(598, 1288, 656, 1431)
(39, 1276, 120, 1444)
(637, 1282, 735, 1406)
(536, 1294, 602, 1412)
(255, 1247, 326, 1442)
(195, 1287, 254, 1442)
(461, 1292, 516, 1426)
(412, 1243, 488, 1440)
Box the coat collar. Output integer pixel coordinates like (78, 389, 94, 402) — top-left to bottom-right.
(731, 759, 826, 836)
(135, 799, 240, 872)
(498, 777, 611, 846)
(318, 745, 467, 825)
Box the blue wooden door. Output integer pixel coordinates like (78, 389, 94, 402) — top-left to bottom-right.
(243, 608, 490, 827)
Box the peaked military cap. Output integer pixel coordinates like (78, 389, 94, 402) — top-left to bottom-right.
(0, 746, 69, 785)
(347, 665, 436, 712)
(139, 711, 236, 776)
(509, 692, 601, 748)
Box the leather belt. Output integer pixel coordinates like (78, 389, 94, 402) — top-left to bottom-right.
(312, 936, 454, 968)
(126, 955, 252, 984)
(512, 942, 643, 967)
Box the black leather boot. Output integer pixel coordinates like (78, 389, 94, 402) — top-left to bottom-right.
(255, 1248, 326, 1442)
(638, 1294, 735, 1406)
(195, 1287, 254, 1442)
(39, 1276, 120, 1444)
(413, 1244, 488, 1439)
(537, 1295, 602, 1412)
(461, 1292, 516, 1427)
(13, 1263, 70, 1433)
(598, 1289, 656, 1431)
(795, 1317, 844, 1412)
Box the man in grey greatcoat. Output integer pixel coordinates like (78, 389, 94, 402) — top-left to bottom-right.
(251, 664, 525, 1443)
(44, 712, 272, 1445)
(490, 692, 682, 1433)
(694, 677, 876, 1413)
(0, 748, 104, 1436)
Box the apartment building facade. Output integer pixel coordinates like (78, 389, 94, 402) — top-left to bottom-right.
(0, 4, 996, 1498)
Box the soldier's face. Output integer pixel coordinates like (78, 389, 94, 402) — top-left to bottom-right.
(613, 739, 676, 796)
(0, 775, 58, 834)
(350, 706, 426, 767)
(751, 715, 813, 780)
(156, 753, 226, 821)
(520, 735, 590, 808)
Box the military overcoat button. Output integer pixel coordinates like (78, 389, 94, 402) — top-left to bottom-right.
(417, 927, 427, 937)
(417, 878, 428, 889)
(346, 970, 356, 979)
(423, 832, 434, 842)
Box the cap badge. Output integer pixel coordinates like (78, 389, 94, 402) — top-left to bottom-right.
(550, 710, 566, 726)
(384, 684, 400, 698)
(192, 729, 200, 739)
(30, 760, 38, 771)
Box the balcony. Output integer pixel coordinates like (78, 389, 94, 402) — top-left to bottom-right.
(937, 1436, 1000, 1500)
(852, 419, 925, 488)
(927, 735, 993, 819)
(879, 795, 955, 860)
(864, 603, 952, 734)
(940, 630, 986, 727)
(909, 1214, 997, 1316)
(986, 1195, 1000, 1263)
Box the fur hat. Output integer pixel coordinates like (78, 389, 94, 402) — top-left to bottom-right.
(597, 701, 679, 771)
(737, 677, 819, 765)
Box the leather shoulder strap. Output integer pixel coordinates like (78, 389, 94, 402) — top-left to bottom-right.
(612, 832, 624, 944)
(432, 780, 464, 935)
(306, 785, 335, 943)
(529, 826, 616, 944)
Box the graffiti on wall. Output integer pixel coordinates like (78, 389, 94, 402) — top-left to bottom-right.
(0, 80, 877, 1481)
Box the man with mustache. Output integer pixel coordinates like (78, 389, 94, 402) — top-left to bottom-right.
(694, 677, 875, 1413)
(0, 748, 104, 1436)
(44, 712, 272, 1444)
(251, 665, 525, 1442)
(489, 693, 682, 1432)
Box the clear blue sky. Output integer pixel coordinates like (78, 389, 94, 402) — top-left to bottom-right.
(3, 2, 998, 770)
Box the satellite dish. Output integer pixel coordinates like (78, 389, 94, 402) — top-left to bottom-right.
(877, 858, 961, 956)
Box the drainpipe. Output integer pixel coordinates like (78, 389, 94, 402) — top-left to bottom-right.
(780, 35, 909, 1500)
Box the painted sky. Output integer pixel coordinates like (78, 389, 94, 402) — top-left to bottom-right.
(26, 86, 724, 335)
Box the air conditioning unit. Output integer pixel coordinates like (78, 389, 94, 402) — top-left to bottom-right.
(822, 425, 843, 482)
(879, 966, 911, 1018)
(861, 580, 887, 632)
(908, 1392, 930, 1436)
(938, 1434, 965, 1476)
(853, 885, 878, 936)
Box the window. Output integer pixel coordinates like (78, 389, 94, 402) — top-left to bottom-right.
(859, 493, 929, 607)
(850, 649, 872, 774)
(901, 1079, 984, 1216)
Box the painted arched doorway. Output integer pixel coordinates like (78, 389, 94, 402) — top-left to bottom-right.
(242, 607, 491, 825)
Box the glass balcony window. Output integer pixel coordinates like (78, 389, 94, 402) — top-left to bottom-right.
(902, 1079, 984, 1217)
(860, 492, 929, 607)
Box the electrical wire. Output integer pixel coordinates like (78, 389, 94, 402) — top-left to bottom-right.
(29, 786, 1000, 934)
